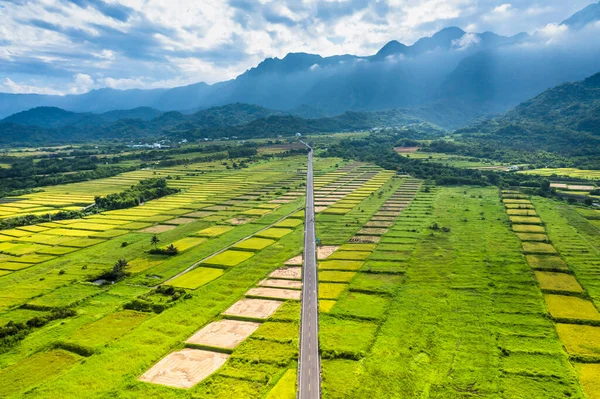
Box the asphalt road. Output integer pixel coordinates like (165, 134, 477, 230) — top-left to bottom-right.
(298, 145, 321, 398)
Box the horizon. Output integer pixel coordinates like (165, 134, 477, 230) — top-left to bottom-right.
(0, 0, 598, 96)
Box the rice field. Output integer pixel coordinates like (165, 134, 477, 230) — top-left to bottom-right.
(2, 151, 600, 398)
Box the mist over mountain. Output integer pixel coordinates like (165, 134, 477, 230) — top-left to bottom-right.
(1, 2, 599, 129)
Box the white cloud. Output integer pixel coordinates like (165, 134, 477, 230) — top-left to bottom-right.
(0, 0, 598, 94)
(493, 3, 513, 14)
(452, 32, 481, 50)
(0, 78, 64, 95)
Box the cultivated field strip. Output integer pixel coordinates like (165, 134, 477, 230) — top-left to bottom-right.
(502, 189, 599, 398)
(528, 196, 600, 398)
(134, 161, 406, 394)
(313, 178, 426, 395)
(0, 155, 338, 398)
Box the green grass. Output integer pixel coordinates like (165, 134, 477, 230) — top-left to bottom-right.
(318, 260, 363, 271)
(349, 273, 405, 294)
(230, 339, 297, 366)
(319, 283, 348, 299)
(266, 368, 296, 399)
(330, 292, 390, 320)
(233, 237, 275, 251)
(68, 310, 150, 348)
(319, 271, 356, 283)
(27, 284, 102, 309)
(201, 250, 255, 267)
(0, 350, 80, 397)
(256, 227, 293, 239)
(195, 226, 234, 237)
(327, 251, 371, 261)
(522, 242, 558, 254)
(166, 267, 224, 289)
(253, 321, 298, 343)
(320, 315, 378, 358)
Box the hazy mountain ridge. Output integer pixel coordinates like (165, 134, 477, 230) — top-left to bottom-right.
(1, 2, 599, 128)
(0, 103, 429, 145)
(455, 71, 600, 157)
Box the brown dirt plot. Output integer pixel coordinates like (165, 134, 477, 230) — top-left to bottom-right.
(269, 267, 302, 280)
(246, 287, 302, 300)
(139, 349, 229, 389)
(222, 298, 283, 319)
(140, 225, 176, 234)
(185, 320, 260, 349)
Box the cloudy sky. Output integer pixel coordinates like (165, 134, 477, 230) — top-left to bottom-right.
(0, 0, 596, 94)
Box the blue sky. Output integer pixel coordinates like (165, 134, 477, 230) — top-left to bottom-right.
(0, 0, 596, 94)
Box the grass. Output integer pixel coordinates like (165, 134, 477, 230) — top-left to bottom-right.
(544, 294, 600, 321)
(27, 284, 102, 309)
(330, 292, 390, 320)
(230, 339, 297, 366)
(575, 363, 600, 399)
(319, 300, 336, 312)
(0, 350, 80, 397)
(318, 271, 356, 283)
(68, 310, 150, 348)
(253, 321, 298, 343)
(256, 228, 293, 239)
(195, 226, 234, 237)
(233, 237, 275, 251)
(273, 219, 302, 228)
(509, 216, 543, 224)
(320, 315, 378, 358)
(556, 324, 600, 358)
(522, 242, 558, 254)
(534, 271, 583, 293)
(202, 250, 255, 268)
(318, 260, 363, 271)
(512, 224, 546, 233)
(328, 251, 371, 261)
(166, 267, 224, 289)
(350, 273, 404, 294)
(319, 283, 348, 300)
(526, 255, 568, 270)
(266, 368, 296, 399)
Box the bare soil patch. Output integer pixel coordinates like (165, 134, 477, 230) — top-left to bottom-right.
(318, 245, 339, 259)
(393, 147, 419, 153)
(285, 255, 303, 265)
(223, 298, 283, 319)
(315, 206, 328, 213)
(247, 287, 302, 300)
(259, 279, 302, 289)
(349, 235, 381, 243)
(165, 217, 197, 225)
(185, 211, 214, 218)
(270, 267, 302, 280)
(140, 225, 176, 234)
(139, 349, 229, 389)
(185, 320, 260, 349)
(229, 217, 254, 225)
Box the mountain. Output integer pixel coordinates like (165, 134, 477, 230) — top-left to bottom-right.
(561, 1, 600, 29)
(2, 107, 97, 129)
(0, 103, 430, 145)
(1, 3, 599, 126)
(455, 71, 600, 160)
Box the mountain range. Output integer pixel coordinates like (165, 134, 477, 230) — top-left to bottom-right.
(1, 2, 600, 130)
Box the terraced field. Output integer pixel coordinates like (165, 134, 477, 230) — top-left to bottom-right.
(1, 148, 600, 398)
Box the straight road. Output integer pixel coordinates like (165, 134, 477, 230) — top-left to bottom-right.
(298, 143, 321, 398)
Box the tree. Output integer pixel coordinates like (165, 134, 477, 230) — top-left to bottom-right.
(111, 258, 129, 281)
(164, 244, 179, 255)
(151, 235, 160, 249)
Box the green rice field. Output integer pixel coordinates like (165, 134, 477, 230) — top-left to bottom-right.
(1, 149, 600, 399)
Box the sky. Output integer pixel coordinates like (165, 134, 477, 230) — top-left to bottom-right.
(0, 0, 596, 95)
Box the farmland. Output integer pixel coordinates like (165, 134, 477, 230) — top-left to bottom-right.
(0, 141, 599, 399)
